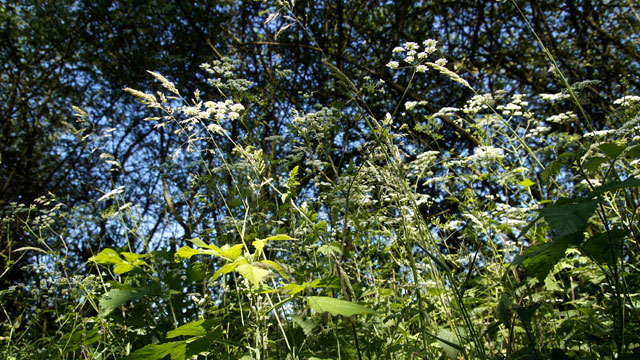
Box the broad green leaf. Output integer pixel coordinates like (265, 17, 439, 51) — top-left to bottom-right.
(515, 303, 540, 324)
(583, 156, 608, 173)
(589, 177, 640, 198)
(236, 262, 270, 287)
(540, 198, 599, 239)
(496, 293, 513, 326)
(175, 246, 200, 261)
(215, 243, 244, 261)
(124, 341, 187, 360)
(99, 287, 149, 317)
(292, 315, 317, 337)
(280, 282, 309, 296)
(307, 296, 376, 317)
(626, 144, 640, 158)
(598, 142, 626, 159)
(113, 262, 135, 274)
(120, 252, 144, 262)
(252, 239, 267, 256)
(437, 328, 463, 360)
(259, 260, 286, 279)
(167, 319, 209, 339)
(513, 238, 571, 282)
(581, 229, 628, 265)
(188, 237, 210, 248)
(211, 261, 242, 280)
(90, 248, 122, 265)
(518, 178, 535, 188)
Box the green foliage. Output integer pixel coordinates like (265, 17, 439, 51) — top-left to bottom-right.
(3, 1, 640, 359)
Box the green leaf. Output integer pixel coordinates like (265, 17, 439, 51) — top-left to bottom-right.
(540, 197, 599, 239)
(541, 160, 562, 183)
(626, 144, 640, 158)
(598, 142, 626, 159)
(99, 287, 149, 317)
(90, 248, 122, 265)
(167, 319, 210, 339)
(437, 328, 463, 360)
(496, 293, 513, 326)
(211, 261, 242, 280)
(307, 296, 376, 317)
(589, 177, 640, 198)
(518, 178, 535, 188)
(113, 262, 135, 274)
(513, 239, 571, 282)
(514, 303, 540, 324)
(188, 237, 210, 248)
(124, 341, 187, 360)
(214, 243, 244, 261)
(583, 156, 608, 173)
(175, 246, 200, 261)
(236, 262, 270, 287)
(581, 229, 628, 265)
(263, 234, 297, 241)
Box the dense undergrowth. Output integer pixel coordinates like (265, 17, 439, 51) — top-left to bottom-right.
(2, 1, 640, 359)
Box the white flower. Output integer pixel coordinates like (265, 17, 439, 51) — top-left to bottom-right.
(403, 42, 420, 51)
(404, 56, 415, 64)
(392, 46, 405, 53)
(386, 61, 399, 69)
(416, 65, 428, 73)
(405, 101, 418, 110)
(614, 95, 640, 107)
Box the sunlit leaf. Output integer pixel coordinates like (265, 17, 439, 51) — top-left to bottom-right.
(307, 296, 376, 317)
(167, 319, 210, 339)
(124, 341, 186, 360)
(99, 287, 149, 317)
(236, 262, 270, 287)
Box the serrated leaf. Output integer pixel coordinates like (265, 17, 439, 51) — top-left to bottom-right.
(175, 246, 200, 261)
(292, 315, 317, 336)
(236, 262, 270, 287)
(581, 229, 628, 265)
(113, 262, 135, 274)
(99, 288, 149, 317)
(583, 156, 608, 173)
(252, 239, 267, 257)
(212, 261, 242, 281)
(90, 248, 122, 265)
(167, 319, 209, 339)
(513, 239, 570, 282)
(540, 198, 599, 239)
(215, 243, 244, 261)
(598, 142, 626, 159)
(307, 296, 376, 317)
(589, 177, 640, 198)
(515, 303, 540, 324)
(124, 341, 187, 360)
(120, 252, 144, 262)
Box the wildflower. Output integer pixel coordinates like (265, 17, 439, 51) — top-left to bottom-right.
(416, 64, 428, 73)
(392, 46, 404, 53)
(386, 61, 399, 69)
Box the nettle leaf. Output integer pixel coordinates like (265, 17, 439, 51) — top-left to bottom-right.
(113, 262, 135, 275)
(581, 229, 628, 265)
(589, 177, 640, 198)
(90, 248, 122, 265)
(540, 197, 599, 239)
(583, 156, 608, 173)
(99, 287, 150, 317)
(124, 341, 187, 360)
(515, 303, 540, 324)
(598, 142, 626, 159)
(307, 296, 376, 317)
(437, 328, 463, 360)
(213, 243, 244, 261)
(167, 319, 212, 339)
(496, 293, 513, 326)
(236, 262, 270, 287)
(175, 246, 200, 261)
(513, 238, 571, 282)
(211, 261, 242, 280)
(518, 178, 535, 188)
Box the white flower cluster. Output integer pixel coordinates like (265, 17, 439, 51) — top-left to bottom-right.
(201, 58, 255, 92)
(613, 95, 640, 107)
(546, 111, 576, 124)
(496, 94, 529, 117)
(387, 39, 439, 70)
(467, 145, 504, 166)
